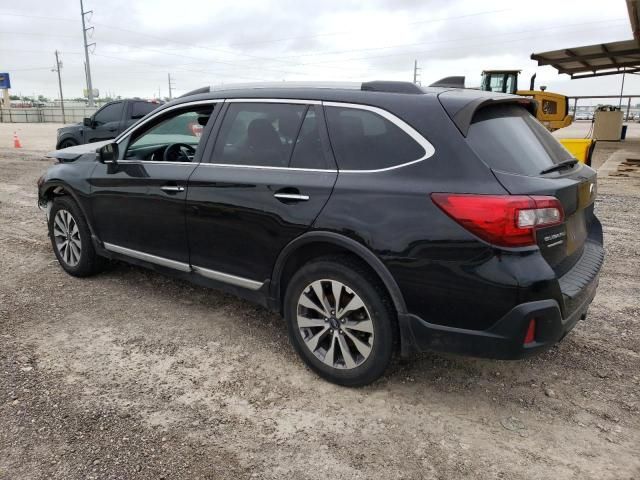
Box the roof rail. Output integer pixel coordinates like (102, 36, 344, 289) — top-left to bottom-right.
(361, 81, 423, 94)
(179, 80, 425, 98)
(210, 81, 361, 91)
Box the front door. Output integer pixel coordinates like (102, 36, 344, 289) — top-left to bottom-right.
(186, 101, 337, 285)
(89, 102, 219, 266)
(85, 101, 124, 143)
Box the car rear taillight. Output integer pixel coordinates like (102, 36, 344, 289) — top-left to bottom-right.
(431, 194, 564, 247)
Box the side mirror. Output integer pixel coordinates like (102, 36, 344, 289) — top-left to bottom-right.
(98, 142, 119, 164)
(83, 117, 93, 127)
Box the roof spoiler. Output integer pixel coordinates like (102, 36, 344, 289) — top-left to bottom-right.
(429, 76, 466, 88)
(179, 86, 210, 98)
(438, 91, 538, 136)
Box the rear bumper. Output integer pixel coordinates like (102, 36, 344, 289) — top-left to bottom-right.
(399, 240, 603, 360)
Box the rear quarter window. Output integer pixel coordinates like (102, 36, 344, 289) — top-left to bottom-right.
(466, 104, 573, 176)
(131, 101, 159, 119)
(325, 106, 425, 171)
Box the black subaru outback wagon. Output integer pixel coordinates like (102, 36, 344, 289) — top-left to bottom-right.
(38, 81, 604, 386)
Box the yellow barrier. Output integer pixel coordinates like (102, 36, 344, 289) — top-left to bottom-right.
(559, 138, 596, 166)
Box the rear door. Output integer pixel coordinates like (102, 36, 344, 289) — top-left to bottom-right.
(186, 100, 337, 286)
(465, 104, 599, 275)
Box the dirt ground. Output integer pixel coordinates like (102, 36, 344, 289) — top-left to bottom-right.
(0, 136, 639, 479)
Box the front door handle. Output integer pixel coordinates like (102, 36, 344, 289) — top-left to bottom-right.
(274, 192, 309, 202)
(161, 185, 185, 193)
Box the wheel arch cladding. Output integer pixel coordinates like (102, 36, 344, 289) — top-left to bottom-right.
(41, 181, 97, 239)
(271, 231, 408, 316)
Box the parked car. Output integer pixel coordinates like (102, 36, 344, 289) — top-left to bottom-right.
(38, 81, 604, 386)
(55, 99, 162, 149)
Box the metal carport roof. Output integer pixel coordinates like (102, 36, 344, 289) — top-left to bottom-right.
(530, 0, 640, 79)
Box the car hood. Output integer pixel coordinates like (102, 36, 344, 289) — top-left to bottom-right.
(46, 140, 111, 162)
(59, 122, 83, 130)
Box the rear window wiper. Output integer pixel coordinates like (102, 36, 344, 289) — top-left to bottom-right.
(540, 159, 578, 175)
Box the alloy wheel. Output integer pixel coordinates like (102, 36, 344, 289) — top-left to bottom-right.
(53, 209, 82, 267)
(296, 279, 374, 369)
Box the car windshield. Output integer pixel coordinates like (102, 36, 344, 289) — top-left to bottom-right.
(466, 104, 574, 176)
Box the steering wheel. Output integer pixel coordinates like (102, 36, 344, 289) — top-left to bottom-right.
(163, 143, 196, 163)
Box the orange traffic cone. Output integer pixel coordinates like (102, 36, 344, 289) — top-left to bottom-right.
(13, 131, 22, 149)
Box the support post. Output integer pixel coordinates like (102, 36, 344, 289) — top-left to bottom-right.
(54, 50, 66, 124)
(80, 0, 95, 107)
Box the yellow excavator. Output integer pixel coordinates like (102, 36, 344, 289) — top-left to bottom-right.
(431, 71, 594, 165)
(479, 70, 573, 131)
(479, 70, 594, 165)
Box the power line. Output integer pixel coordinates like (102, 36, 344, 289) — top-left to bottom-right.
(0, 9, 626, 75)
(0, 11, 76, 22)
(0, 31, 77, 38)
(0, 8, 514, 60)
(4, 66, 54, 71)
(226, 8, 515, 47)
(98, 39, 301, 77)
(92, 53, 270, 82)
(0, 15, 628, 83)
(286, 21, 628, 68)
(273, 18, 626, 63)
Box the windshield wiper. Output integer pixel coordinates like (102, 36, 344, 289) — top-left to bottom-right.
(540, 159, 578, 175)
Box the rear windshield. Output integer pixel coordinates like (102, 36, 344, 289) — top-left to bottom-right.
(466, 104, 573, 176)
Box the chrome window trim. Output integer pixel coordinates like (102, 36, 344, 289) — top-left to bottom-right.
(225, 98, 322, 105)
(322, 101, 435, 173)
(116, 160, 197, 166)
(192, 266, 263, 290)
(103, 242, 191, 272)
(115, 98, 434, 173)
(116, 99, 224, 144)
(197, 163, 337, 173)
(103, 242, 264, 290)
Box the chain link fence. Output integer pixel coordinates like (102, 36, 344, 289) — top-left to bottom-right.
(0, 107, 98, 124)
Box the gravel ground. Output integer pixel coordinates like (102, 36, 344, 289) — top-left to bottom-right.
(0, 143, 639, 480)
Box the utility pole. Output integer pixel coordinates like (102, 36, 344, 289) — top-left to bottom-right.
(167, 73, 175, 100)
(52, 50, 65, 124)
(80, 0, 95, 107)
(413, 60, 421, 85)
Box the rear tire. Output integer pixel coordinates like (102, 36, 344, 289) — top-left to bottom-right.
(48, 196, 104, 277)
(284, 256, 396, 387)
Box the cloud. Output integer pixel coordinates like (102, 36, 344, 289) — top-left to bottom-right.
(0, 0, 635, 100)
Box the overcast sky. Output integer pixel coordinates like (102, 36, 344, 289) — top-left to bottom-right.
(0, 0, 636, 101)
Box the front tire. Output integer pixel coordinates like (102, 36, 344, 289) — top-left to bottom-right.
(58, 139, 78, 149)
(48, 196, 104, 277)
(284, 256, 396, 387)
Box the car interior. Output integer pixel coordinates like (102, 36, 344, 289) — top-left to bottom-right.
(123, 107, 213, 162)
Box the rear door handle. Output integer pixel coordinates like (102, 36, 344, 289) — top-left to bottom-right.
(274, 192, 309, 201)
(161, 185, 185, 193)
